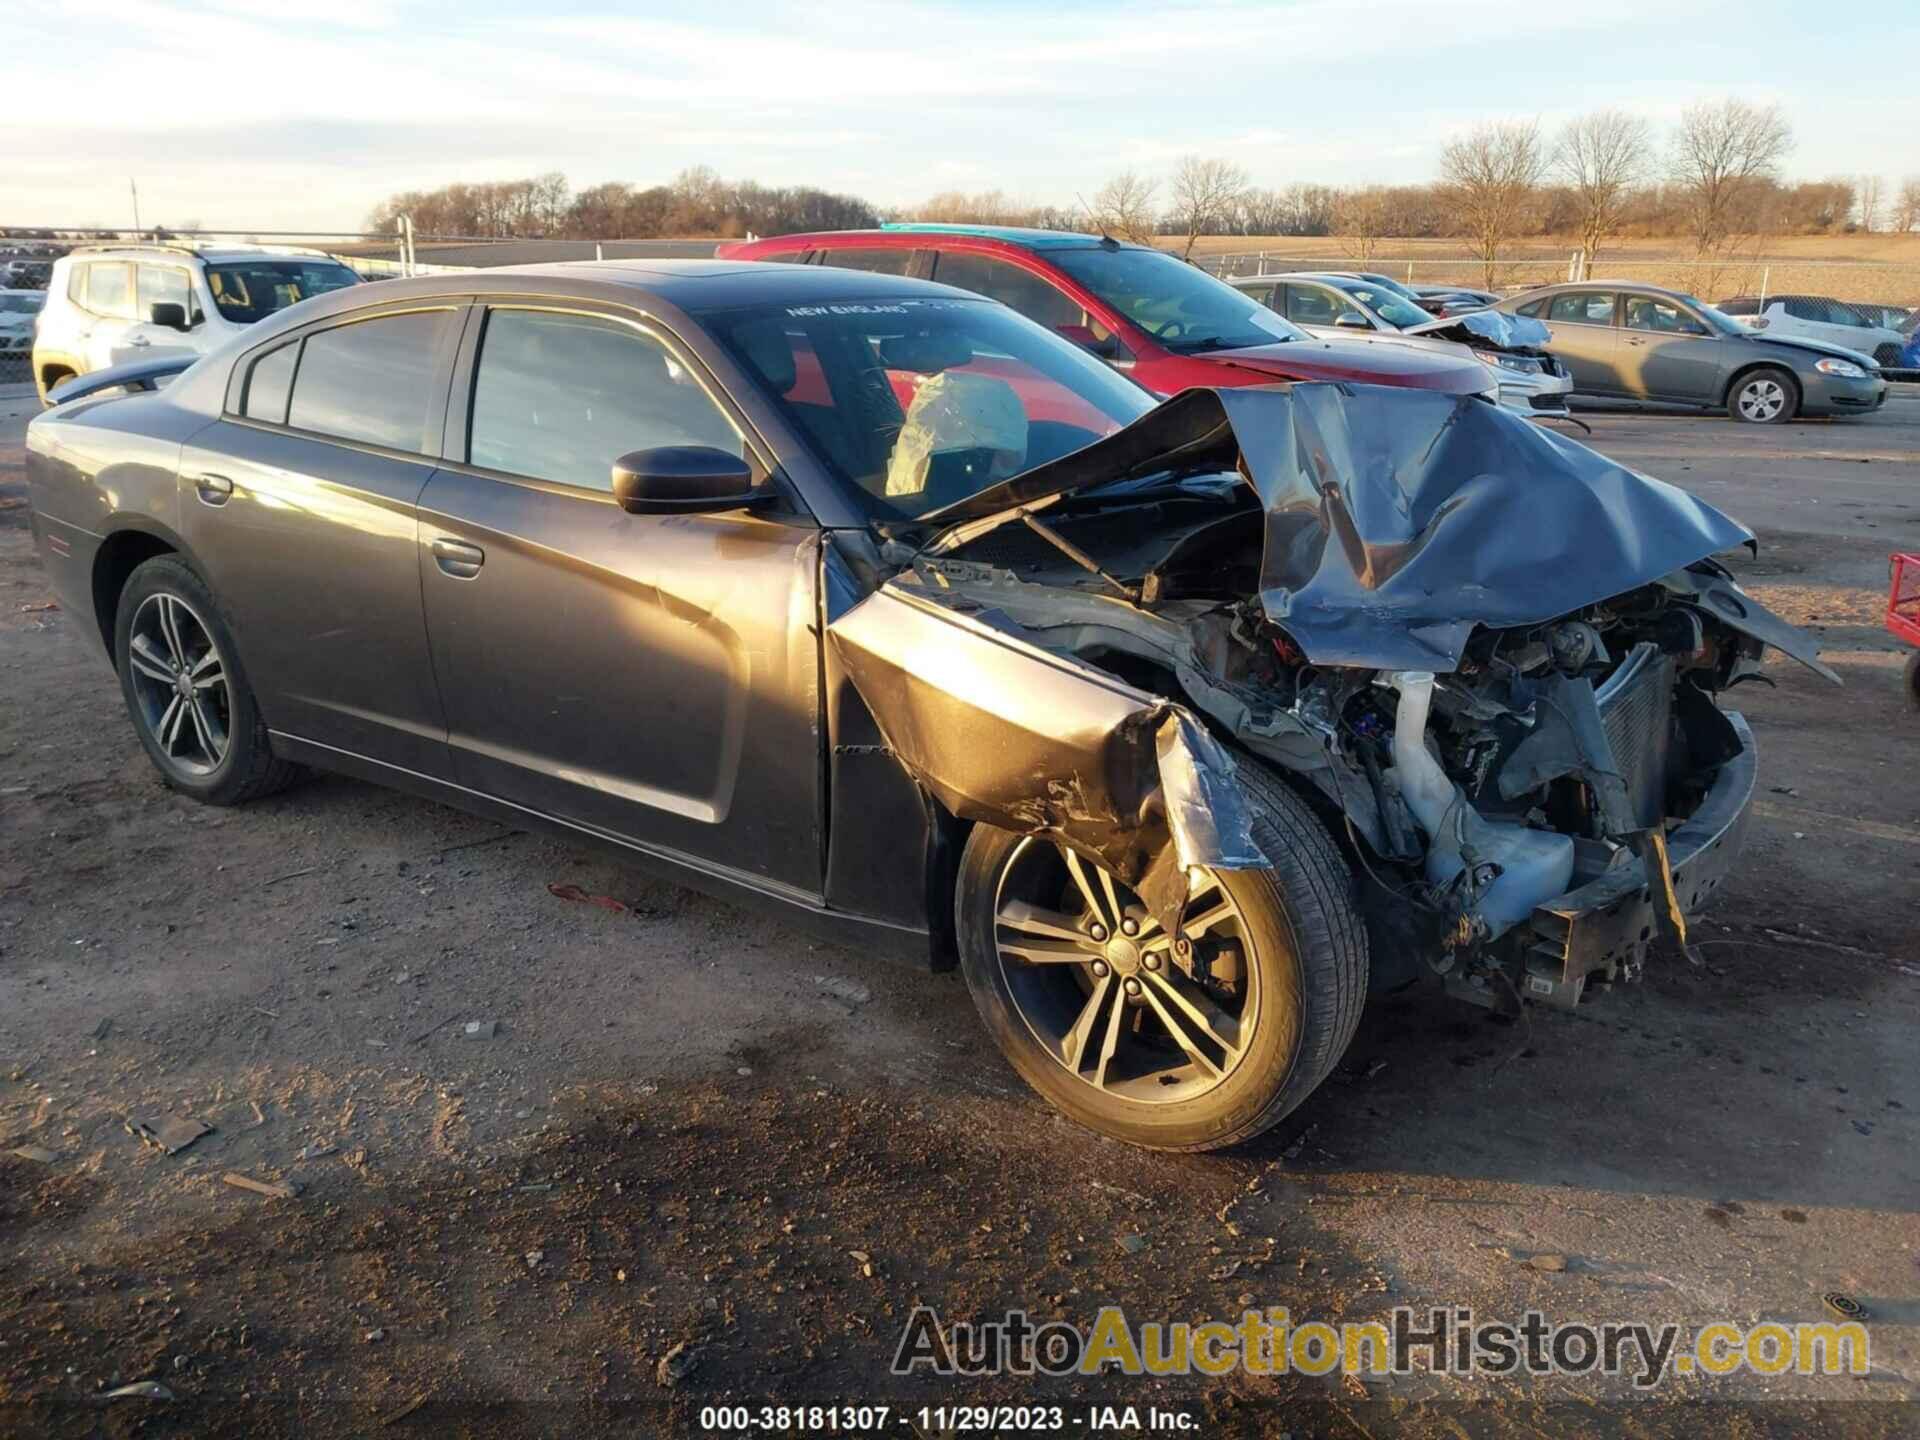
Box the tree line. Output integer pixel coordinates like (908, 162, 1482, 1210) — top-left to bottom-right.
(363, 99, 1920, 288)
(365, 166, 876, 243)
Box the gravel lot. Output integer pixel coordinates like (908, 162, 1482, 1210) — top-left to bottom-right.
(1, 385, 1916, 1438)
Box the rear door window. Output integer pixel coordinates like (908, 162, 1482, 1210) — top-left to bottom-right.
(817, 248, 912, 275)
(1549, 292, 1616, 325)
(466, 308, 744, 491)
(85, 262, 135, 318)
(285, 310, 452, 454)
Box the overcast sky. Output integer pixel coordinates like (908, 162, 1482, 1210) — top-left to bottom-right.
(9, 0, 1918, 234)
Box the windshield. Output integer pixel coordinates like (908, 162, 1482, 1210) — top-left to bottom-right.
(205, 260, 358, 324)
(1356, 272, 1426, 304)
(1051, 247, 1304, 351)
(1326, 279, 1429, 330)
(0, 293, 43, 314)
(1683, 296, 1750, 338)
(706, 296, 1155, 520)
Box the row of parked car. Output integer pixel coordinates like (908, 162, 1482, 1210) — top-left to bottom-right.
(25, 230, 1916, 426)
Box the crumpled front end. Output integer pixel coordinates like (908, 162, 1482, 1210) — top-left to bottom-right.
(832, 384, 1834, 1005)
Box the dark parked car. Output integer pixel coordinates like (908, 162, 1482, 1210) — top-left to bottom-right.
(1502, 283, 1887, 423)
(27, 262, 1832, 1151)
(717, 226, 1495, 401)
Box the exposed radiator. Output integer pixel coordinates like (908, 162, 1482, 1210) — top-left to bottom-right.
(1596, 643, 1675, 829)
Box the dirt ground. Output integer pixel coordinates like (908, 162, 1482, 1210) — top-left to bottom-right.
(1, 386, 1917, 1439)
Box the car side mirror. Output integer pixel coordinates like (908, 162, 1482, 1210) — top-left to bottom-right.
(1055, 323, 1118, 359)
(611, 446, 769, 516)
(1334, 311, 1371, 330)
(149, 301, 188, 330)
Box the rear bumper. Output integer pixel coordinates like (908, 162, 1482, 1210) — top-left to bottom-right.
(1520, 711, 1756, 1006)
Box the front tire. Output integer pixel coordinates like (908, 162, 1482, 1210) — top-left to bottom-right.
(1873, 343, 1900, 369)
(1729, 367, 1798, 424)
(956, 766, 1367, 1151)
(114, 556, 297, 805)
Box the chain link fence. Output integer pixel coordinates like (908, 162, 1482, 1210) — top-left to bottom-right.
(1194, 249, 1920, 310)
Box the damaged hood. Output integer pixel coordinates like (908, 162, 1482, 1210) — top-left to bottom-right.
(927, 383, 1820, 674)
(1404, 308, 1550, 351)
(1193, 338, 1491, 394)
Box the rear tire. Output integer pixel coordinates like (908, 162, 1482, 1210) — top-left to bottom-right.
(114, 556, 298, 805)
(1728, 367, 1798, 424)
(956, 763, 1367, 1151)
(1905, 652, 1920, 715)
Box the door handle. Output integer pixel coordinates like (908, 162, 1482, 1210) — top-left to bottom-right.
(1624, 335, 1648, 346)
(431, 537, 485, 579)
(193, 474, 234, 506)
(126, 335, 152, 348)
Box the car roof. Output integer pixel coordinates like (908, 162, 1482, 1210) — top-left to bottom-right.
(60, 246, 350, 265)
(1526, 281, 1698, 303)
(238, 259, 984, 328)
(875, 223, 1123, 249)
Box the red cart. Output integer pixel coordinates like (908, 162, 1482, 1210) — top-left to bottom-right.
(1890, 553, 1920, 711)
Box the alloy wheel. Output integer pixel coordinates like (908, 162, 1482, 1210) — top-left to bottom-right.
(1736, 377, 1786, 422)
(991, 838, 1258, 1104)
(126, 592, 231, 776)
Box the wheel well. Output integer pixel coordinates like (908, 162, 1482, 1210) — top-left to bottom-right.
(91, 532, 176, 653)
(39, 361, 75, 391)
(1722, 361, 1798, 408)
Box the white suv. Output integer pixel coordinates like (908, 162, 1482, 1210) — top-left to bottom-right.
(1716, 293, 1904, 368)
(33, 244, 361, 403)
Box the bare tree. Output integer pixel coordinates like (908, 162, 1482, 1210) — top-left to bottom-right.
(1896, 177, 1920, 233)
(1235, 187, 1291, 236)
(1553, 109, 1651, 276)
(1854, 174, 1885, 232)
(1439, 121, 1545, 288)
(1330, 186, 1394, 263)
(1668, 98, 1792, 256)
(1088, 172, 1159, 242)
(1166, 155, 1250, 260)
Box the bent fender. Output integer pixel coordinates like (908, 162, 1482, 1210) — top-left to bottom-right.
(825, 583, 1264, 933)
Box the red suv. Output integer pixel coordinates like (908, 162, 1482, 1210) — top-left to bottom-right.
(716, 225, 1494, 401)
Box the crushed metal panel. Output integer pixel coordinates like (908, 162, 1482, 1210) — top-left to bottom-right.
(825, 584, 1263, 928)
(926, 384, 1818, 678)
(1404, 309, 1552, 350)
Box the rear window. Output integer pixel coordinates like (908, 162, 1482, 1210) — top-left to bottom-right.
(243, 341, 298, 424)
(285, 310, 450, 454)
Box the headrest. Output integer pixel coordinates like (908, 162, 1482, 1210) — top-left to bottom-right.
(877, 331, 974, 374)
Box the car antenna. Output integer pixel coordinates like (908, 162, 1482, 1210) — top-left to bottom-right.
(1071, 191, 1121, 248)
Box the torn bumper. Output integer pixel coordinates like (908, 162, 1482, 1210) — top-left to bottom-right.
(1520, 712, 1756, 1007)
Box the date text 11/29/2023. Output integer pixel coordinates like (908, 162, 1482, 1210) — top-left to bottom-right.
(698, 1404, 1200, 1432)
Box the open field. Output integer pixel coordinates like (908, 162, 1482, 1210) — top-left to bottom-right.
(1, 388, 1918, 1437)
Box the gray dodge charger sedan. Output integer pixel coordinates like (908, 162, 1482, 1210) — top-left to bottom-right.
(26, 261, 1834, 1150)
(1500, 282, 1888, 423)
